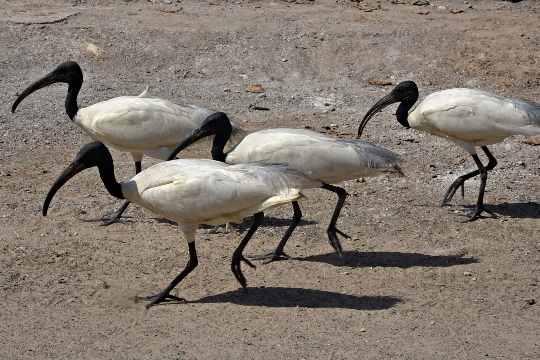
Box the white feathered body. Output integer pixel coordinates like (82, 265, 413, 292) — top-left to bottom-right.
(225, 128, 402, 184)
(409, 88, 540, 151)
(74, 89, 245, 160)
(121, 159, 321, 225)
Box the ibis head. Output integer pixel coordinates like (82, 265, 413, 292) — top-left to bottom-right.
(12, 61, 83, 120)
(167, 112, 233, 162)
(43, 142, 123, 216)
(358, 81, 419, 137)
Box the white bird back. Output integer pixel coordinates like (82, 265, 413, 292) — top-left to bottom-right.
(226, 128, 402, 184)
(409, 88, 540, 146)
(75, 96, 215, 153)
(121, 159, 320, 225)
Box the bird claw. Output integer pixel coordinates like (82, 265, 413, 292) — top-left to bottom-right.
(327, 226, 347, 258)
(231, 253, 255, 288)
(250, 251, 291, 264)
(464, 206, 498, 222)
(335, 227, 351, 239)
(100, 215, 122, 226)
(136, 292, 186, 308)
(241, 255, 256, 269)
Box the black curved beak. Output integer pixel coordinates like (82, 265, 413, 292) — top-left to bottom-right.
(12, 72, 60, 113)
(357, 93, 399, 138)
(167, 126, 215, 161)
(43, 161, 87, 216)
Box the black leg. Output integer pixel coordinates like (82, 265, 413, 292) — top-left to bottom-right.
(441, 167, 480, 206)
(141, 241, 198, 308)
(250, 201, 302, 263)
(231, 212, 263, 288)
(101, 161, 141, 226)
(441, 146, 498, 208)
(467, 151, 497, 222)
(481, 146, 498, 171)
(322, 183, 350, 258)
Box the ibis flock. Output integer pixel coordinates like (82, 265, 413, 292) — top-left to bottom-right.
(11, 61, 539, 308)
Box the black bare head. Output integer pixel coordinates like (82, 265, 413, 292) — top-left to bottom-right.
(12, 61, 83, 120)
(167, 112, 233, 162)
(43, 142, 123, 216)
(358, 81, 419, 137)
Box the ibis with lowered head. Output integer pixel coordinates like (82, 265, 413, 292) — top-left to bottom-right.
(11, 61, 244, 224)
(358, 81, 540, 220)
(42, 141, 321, 307)
(167, 116, 403, 262)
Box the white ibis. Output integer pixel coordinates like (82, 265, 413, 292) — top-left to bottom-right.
(358, 81, 540, 221)
(166, 118, 403, 262)
(11, 61, 244, 225)
(42, 141, 320, 308)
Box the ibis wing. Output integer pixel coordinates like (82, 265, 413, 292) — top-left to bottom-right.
(415, 89, 540, 141)
(76, 97, 215, 151)
(227, 128, 401, 183)
(126, 160, 316, 225)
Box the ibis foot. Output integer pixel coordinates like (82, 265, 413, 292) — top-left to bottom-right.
(231, 253, 256, 288)
(136, 292, 186, 308)
(100, 200, 131, 226)
(464, 205, 498, 222)
(327, 225, 350, 258)
(250, 250, 291, 264)
(441, 179, 467, 207)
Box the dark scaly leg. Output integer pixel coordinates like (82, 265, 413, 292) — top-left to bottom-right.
(441, 146, 498, 207)
(322, 184, 350, 258)
(250, 201, 302, 263)
(141, 241, 198, 308)
(481, 146, 498, 172)
(101, 160, 141, 226)
(231, 212, 263, 288)
(441, 167, 480, 206)
(467, 148, 497, 221)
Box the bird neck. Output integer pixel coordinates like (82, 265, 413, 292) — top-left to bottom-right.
(396, 100, 414, 128)
(65, 82, 81, 120)
(97, 162, 125, 200)
(211, 132, 230, 162)
(210, 113, 233, 163)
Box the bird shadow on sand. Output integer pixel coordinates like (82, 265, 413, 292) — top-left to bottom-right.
(189, 286, 401, 310)
(296, 250, 478, 268)
(461, 201, 540, 219)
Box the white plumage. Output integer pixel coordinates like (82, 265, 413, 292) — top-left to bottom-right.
(77, 92, 214, 155)
(12, 61, 243, 223)
(408, 88, 540, 152)
(43, 142, 321, 307)
(226, 128, 402, 183)
(167, 118, 403, 261)
(359, 81, 540, 221)
(122, 159, 319, 225)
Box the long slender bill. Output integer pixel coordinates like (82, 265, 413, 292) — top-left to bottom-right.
(357, 93, 398, 138)
(43, 162, 87, 216)
(167, 127, 213, 160)
(12, 72, 58, 113)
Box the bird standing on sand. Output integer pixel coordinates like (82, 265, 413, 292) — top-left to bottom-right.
(42, 142, 321, 307)
(358, 81, 540, 220)
(166, 117, 403, 262)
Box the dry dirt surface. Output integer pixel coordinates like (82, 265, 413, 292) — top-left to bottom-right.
(1, 0, 539, 359)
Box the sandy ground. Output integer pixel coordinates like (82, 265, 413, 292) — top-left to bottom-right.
(1, 0, 539, 359)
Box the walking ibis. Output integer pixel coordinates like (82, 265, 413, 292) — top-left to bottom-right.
(358, 81, 540, 220)
(166, 118, 403, 262)
(42, 141, 321, 307)
(11, 61, 244, 224)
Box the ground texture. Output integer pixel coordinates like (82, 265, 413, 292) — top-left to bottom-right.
(1, 0, 539, 359)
